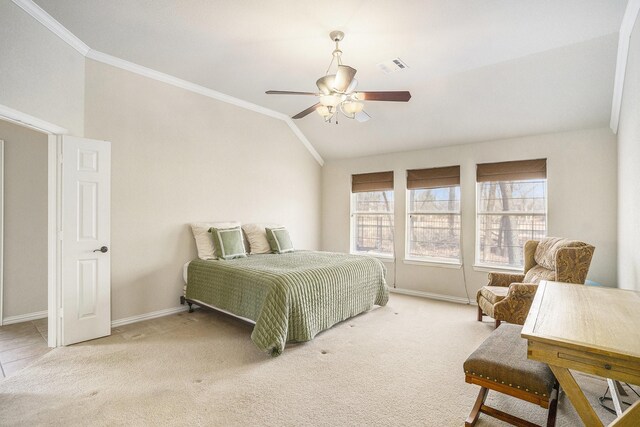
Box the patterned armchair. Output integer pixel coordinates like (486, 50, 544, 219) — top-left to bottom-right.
(477, 237, 595, 327)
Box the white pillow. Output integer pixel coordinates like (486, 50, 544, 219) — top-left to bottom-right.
(190, 222, 240, 259)
(242, 223, 281, 254)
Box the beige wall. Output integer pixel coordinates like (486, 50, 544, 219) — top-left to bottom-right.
(0, 1, 85, 135)
(0, 120, 48, 319)
(617, 16, 640, 291)
(84, 59, 322, 321)
(322, 128, 617, 300)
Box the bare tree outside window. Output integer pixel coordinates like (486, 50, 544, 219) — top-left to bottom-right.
(407, 186, 461, 262)
(351, 191, 394, 256)
(477, 179, 546, 268)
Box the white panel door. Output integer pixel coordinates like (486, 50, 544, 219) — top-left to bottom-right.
(62, 136, 111, 345)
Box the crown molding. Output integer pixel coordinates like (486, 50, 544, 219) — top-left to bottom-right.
(0, 104, 69, 134)
(11, 0, 324, 166)
(11, 0, 90, 55)
(85, 49, 324, 166)
(85, 50, 287, 122)
(283, 118, 325, 165)
(610, 0, 640, 133)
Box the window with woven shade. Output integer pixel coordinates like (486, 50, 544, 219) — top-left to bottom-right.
(350, 171, 394, 257)
(476, 159, 547, 269)
(406, 166, 461, 263)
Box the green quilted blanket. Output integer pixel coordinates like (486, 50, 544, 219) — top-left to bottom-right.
(186, 251, 388, 356)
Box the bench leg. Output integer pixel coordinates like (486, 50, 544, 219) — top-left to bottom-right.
(465, 386, 488, 427)
(494, 319, 501, 328)
(477, 306, 483, 321)
(546, 383, 559, 427)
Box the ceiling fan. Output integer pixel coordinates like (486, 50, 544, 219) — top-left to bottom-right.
(265, 30, 411, 123)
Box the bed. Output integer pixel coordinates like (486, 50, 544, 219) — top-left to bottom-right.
(183, 250, 389, 356)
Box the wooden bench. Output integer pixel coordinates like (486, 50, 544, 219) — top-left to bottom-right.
(464, 324, 559, 427)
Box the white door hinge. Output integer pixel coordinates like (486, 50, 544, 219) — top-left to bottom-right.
(58, 308, 63, 318)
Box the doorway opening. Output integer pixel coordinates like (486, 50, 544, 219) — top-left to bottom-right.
(0, 104, 67, 349)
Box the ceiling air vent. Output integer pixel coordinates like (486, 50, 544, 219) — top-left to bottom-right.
(377, 58, 409, 74)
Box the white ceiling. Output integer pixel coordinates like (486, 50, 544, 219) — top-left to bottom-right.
(34, 0, 628, 160)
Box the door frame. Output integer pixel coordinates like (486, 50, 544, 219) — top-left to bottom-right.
(0, 139, 3, 327)
(0, 103, 68, 347)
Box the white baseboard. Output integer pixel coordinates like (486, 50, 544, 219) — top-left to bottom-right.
(390, 287, 471, 305)
(3, 310, 48, 325)
(111, 305, 189, 328)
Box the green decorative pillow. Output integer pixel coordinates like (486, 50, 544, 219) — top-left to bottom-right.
(265, 227, 294, 254)
(209, 226, 247, 260)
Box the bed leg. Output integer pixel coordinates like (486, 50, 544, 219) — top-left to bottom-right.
(180, 296, 185, 305)
(187, 302, 194, 313)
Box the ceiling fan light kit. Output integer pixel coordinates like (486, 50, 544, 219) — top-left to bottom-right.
(266, 31, 411, 123)
(342, 100, 365, 115)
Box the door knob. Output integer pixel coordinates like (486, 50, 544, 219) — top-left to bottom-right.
(93, 246, 108, 253)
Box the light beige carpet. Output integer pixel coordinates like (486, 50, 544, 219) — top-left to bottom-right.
(0, 294, 623, 426)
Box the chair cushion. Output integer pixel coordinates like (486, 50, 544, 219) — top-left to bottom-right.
(534, 237, 587, 270)
(479, 286, 509, 304)
(523, 265, 556, 284)
(464, 324, 556, 397)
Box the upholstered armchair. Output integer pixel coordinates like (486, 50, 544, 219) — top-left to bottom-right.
(477, 237, 595, 327)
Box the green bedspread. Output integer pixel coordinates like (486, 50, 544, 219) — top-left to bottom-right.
(186, 251, 388, 356)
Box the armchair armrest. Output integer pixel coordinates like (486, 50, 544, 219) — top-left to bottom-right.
(506, 283, 538, 298)
(492, 283, 539, 325)
(487, 272, 525, 287)
(555, 245, 595, 284)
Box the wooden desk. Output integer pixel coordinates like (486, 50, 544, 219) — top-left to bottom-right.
(522, 281, 640, 426)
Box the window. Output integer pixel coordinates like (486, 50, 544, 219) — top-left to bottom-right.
(351, 172, 394, 257)
(476, 159, 547, 269)
(406, 166, 461, 263)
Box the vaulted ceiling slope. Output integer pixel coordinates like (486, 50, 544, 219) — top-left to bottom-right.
(34, 0, 627, 159)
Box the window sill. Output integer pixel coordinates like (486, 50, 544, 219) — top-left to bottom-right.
(351, 252, 395, 263)
(403, 259, 462, 269)
(473, 264, 523, 274)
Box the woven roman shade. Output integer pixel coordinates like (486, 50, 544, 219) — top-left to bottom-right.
(351, 171, 394, 193)
(407, 166, 460, 190)
(476, 159, 547, 182)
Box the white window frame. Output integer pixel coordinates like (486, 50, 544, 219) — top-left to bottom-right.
(474, 179, 548, 270)
(350, 191, 394, 259)
(405, 186, 461, 266)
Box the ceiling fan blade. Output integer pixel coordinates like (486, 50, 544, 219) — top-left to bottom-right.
(355, 111, 371, 122)
(333, 65, 357, 93)
(266, 90, 319, 95)
(356, 91, 411, 102)
(292, 103, 321, 119)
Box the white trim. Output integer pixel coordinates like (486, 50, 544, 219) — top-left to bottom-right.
(389, 287, 470, 304)
(350, 252, 395, 262)
(283, 118, 324, 166)
(0, 104, 68, 135)
(403, 258, 462, 269)
(12, 0, 324, 166)
(3, 310, 48, 325)
(84, 50, 325, 166)
(0, 114, 63, 347)
(610, 0, 640, 133)
(11, 0, 90, 56)
(86, 50, 286, 121)
(111, 305, 189, 328)
(0, 140, 3, 326)
(473, 264, 523, 274)
(47, 135, 61, 348)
